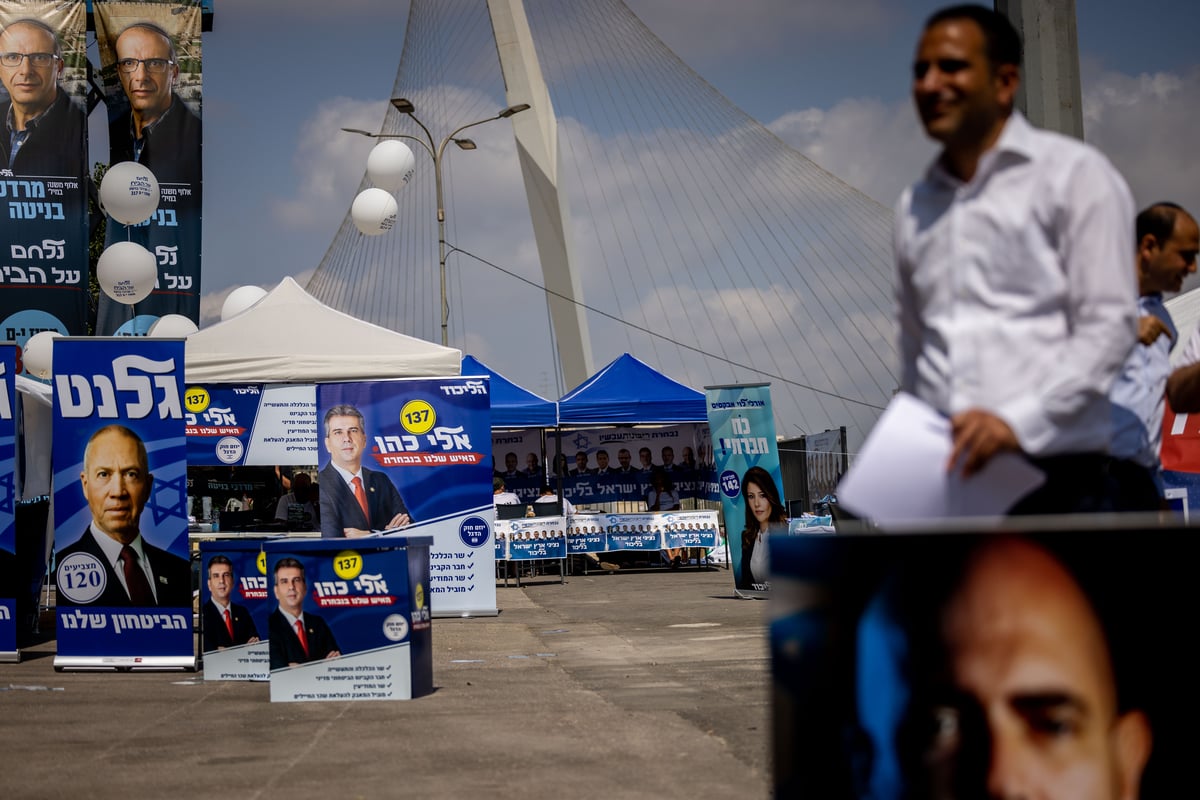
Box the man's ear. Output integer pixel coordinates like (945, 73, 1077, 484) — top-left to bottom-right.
(1113, 709, 1152, 800)
(994, 62, 1020, 109)
(142, 472, 155, 507)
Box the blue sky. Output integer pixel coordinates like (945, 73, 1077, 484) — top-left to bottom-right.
(121, 0, 1200, 326)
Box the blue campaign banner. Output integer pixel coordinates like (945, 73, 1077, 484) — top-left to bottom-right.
(94, 2, 204, 334)
(494, 516, 566, 562)
(1, 346, 15, 658)
(265, 537, 433, 702)
(705, 383, 785, 596)
(185, 383, 318, 466)
(51, 338, 192, 667)
(0, 3, 91, 344)
(198, 539, 271, 680)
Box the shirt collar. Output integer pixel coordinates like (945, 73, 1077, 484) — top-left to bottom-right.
(926, 110, 1035, 188)
(89, 524, 147, 571)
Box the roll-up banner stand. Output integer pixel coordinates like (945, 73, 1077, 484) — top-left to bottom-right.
(198, 538, 271, 681)
(51, 337, 194, 670)
(1, 345, 16, 661)
(264, 536, 432, 703)
(705, 383, 785, 599)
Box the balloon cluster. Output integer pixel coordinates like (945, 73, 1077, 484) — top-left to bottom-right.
(97, 162, 161, 305)
(351, 140, 416, 235)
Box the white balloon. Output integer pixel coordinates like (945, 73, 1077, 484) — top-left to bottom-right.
(22, 330, 60, 379)
(351, 188, 398, 235)
(367, 140, 417, 192)
(99, 161, 160, 225)
(97, 241, 157, 304)
(147, 314, 199, 337)
(221, 285, 268, 321)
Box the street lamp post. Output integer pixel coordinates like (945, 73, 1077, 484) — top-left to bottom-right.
(342, 97, 531, 346)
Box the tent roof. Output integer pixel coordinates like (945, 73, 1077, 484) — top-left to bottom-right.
(558, 353, 705, 425)
(461, 355, 557, 428)
(185, 277, 461, 383)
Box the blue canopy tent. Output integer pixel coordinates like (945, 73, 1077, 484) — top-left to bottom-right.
(557, 353, 706, 425)
(461, 355, 558, 428)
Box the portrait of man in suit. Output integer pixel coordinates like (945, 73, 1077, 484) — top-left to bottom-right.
(56, 424, 191, 607)
(201, 554, 259, 652)
(268, 558, 339, 670)
(318, 403, 410, 538)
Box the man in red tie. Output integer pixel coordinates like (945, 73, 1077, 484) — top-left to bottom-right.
(201, 555, 259, 652)
(318, 404, 411, 538)
(268, 558, 339, 670)
(56, 425, 191, 607)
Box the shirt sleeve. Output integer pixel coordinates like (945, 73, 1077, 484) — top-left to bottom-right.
(996, 151, 1138, 453)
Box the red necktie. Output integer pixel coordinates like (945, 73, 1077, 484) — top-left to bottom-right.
(294, 619, 310, 658)
(352, 476, 369, 522)
(120, 545, 155, 605)
(224, 608, 234, 640)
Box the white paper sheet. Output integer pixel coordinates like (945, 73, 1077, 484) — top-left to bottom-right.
(837, 393, 1045, 526)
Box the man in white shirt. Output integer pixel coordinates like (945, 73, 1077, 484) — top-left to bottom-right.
(1109, 203, 1198, 510)
(493, 477, 521, 505)
(895, 5, 1137, 513)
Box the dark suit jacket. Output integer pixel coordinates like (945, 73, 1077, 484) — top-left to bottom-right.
(0, 91, 86, 176)
(319, 464, 408, 538)
(56, 528, 192, 607)
(269, 609, 339, 669)
(108, 94, 202, 187)
(202, 600, 259, 651)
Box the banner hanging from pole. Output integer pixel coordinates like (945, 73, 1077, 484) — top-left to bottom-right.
(0, 345, 16, 660)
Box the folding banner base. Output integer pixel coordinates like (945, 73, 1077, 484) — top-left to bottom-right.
(53, 655, 198, 672)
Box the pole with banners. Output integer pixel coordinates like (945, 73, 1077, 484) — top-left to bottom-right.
(93, 0, 203, 334)
(0, 1, 91, 351)
(1, 345, 16, 660)
(705, 383, 786, 598)
(51, 337, 194, 670)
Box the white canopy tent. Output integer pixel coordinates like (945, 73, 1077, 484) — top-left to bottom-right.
(185, 276, 462, 383)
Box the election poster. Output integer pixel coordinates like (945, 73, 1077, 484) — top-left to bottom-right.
(0, 1, 91, 348)
(93, 1, 203, 334)
(51, 337, 193, 669)
(1, 344, 16, 660)
(705, 383, 785, 598)
(185, 383, 317, 466)
(198, 539, 269, 681)
(317, 377, 495, 616)
(265, 537, 433, 703)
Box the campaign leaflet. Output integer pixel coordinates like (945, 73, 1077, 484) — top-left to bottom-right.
(185, 384, 317, 466)
(317, 378, 494, 617)
(494, 516, 565, 562)
(199, 539, 270, 681)
(51, 338, 193, 669)
(265, 537, 432, 703)
(1, 346, 16, 660)
(705, 383, 785, 598)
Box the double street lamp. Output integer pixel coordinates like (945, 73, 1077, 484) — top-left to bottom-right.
(343, 97, 531, 346)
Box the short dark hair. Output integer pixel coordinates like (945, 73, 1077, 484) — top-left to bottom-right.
(1137, 202, 1187, 247)
(493, 476, 506, 492)
(273, 557, 305, 579)
(926, 4, 1022, 69)
(323, 404, 364, 436)
(206, 554, 233, 575)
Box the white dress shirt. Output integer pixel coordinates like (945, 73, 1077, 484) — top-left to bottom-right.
(895, 112, 1137, 457)
(90, 526, 159, 603)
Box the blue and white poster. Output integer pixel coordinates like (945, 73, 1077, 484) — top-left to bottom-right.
(1, 345, 16, 660)
(185, 383, 317, 466)
(317, 377, 495, 616)
(51, 337, 193, 669)
(265, 537, 432, 703)
(199, 539, 269, 681)
(705, 383, 786, 597)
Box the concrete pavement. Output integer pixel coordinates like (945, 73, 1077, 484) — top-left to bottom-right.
(0, 565, 772, 799)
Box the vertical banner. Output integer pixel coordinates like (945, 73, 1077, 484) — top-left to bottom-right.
(705, 383, 786, 598)
(804, 427, 847, 510)
(94, 0, 203, 334)
(52, 337, 193, 669)
(0, 1, 90, 350)
(265, 537, 433, 703)
(198, 539, 269, 681)
(317, 377, 495, 616)
(0, 345, 16, 660)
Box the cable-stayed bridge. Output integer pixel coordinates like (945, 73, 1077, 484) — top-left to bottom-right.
(306, 0, 898, 450)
